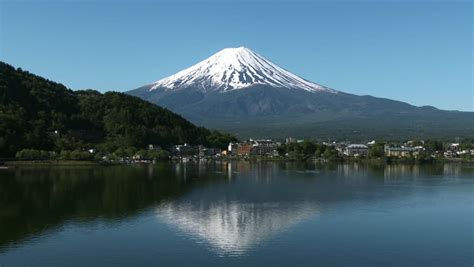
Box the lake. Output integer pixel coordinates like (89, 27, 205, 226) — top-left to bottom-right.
(0, 162, 473, 266)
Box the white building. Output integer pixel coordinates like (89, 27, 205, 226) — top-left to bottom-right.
(252, 139, 277, 156)
(344, 144, 369, 157)
(228, 142, 239, 156)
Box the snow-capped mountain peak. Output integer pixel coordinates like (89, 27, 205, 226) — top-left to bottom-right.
(150, 47, 336, 93)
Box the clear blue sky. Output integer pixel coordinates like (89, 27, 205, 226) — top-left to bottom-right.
(1, 0, 472, 111)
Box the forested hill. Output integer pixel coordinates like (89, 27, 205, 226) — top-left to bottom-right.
(0, 62, 236, 157)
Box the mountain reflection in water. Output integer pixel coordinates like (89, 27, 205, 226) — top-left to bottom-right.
(156, 201, 318, 256)
(0, 162, 472, 266)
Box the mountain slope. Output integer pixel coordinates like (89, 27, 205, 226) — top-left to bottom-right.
(128, 47, 474, 139)
(0, 62, 236, 157)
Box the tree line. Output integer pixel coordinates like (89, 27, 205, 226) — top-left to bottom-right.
(0, 62, 237, 158)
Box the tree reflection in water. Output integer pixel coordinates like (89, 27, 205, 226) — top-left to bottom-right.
(0, 162, 471, 254)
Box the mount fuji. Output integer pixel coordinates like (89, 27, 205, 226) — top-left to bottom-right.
(148, 47, 334, 93)
(128, 47, 473, 139)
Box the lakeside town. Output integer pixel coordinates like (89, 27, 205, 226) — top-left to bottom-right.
(169, 138, 474, 162)
(8, 137, 474, 165)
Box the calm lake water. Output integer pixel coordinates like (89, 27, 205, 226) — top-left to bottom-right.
(0, 162, 473, 267)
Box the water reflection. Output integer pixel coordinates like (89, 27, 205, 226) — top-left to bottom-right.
(154, 161, 323, 255)
(0, 164, 193, 251)
(154, 162, 472, 256)
(0, 162, 472, 256)
(156, 200, 318, 256)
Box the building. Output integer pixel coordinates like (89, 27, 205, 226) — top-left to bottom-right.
(448, 143, 460, 152)
(198, 145, 221, 157)
(236, 144, 253, 156)
(384, 146, 415, 157)
(444, 150, 457, 159)
(172, 143, 198, 156)
(228, 142, 239, 156)
(251, 139, 277, 156)
(444, 144, 473, 159)
(344, 144, 368, 157)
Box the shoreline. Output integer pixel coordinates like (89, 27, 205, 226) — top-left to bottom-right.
(1, 157, 472, 167)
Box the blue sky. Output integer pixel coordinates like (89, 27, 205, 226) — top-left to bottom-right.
(1, 0, 472, 111)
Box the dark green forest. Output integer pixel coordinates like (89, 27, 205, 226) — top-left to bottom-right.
(0, 62, 237, 158)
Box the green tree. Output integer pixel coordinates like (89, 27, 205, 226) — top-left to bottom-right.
(424, 140, 443, 152)
(368, 143, 385, 158)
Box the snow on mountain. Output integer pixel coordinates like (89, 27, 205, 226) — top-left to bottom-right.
(150, 47, 337, 93)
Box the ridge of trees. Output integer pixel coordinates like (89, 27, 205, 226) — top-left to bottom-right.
(0, 62, 237, 157)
